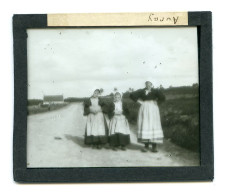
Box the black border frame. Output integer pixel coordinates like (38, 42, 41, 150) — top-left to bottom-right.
(13, 11, 213, 183)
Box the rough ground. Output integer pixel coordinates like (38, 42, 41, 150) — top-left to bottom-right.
(27, 103, 199, 167)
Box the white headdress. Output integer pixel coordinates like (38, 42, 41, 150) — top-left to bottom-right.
(113, 88, 123, 96)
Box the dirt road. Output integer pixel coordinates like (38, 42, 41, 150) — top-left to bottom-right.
(27, 103, 199, 167)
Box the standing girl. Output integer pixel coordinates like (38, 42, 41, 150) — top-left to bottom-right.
(108, 92, 130, 151)
(130, 81, 165, 152)
(83, 89, 108, 149)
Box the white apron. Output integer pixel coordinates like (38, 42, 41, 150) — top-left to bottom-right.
(109, 101, 130, 135)
(86, 98, 106, 136)
(137, 100, 164, 143)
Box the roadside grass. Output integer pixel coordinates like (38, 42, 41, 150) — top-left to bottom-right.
(27, 103, 68, 115)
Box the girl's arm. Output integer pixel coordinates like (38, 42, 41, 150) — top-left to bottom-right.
(137, 99, 144, 105)
(156, 90, 166, 104)
(122, 102, 130, 118)
(108, 102, 115, 119)
(96, 98, 105, 113)
(130, 89, 143, 102)
(98, 98, 104, 107)
(83, 99, 91, 116)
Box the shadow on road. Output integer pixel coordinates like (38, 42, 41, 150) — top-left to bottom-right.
(64, 134, 87, 148)
(127, 143, 143, 151)
(64, 133, 143, 151)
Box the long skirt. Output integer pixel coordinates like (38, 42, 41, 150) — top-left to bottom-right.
(109, 115, 130, 146)
(137, 100, 164, 144)
(85, 112, 108, 145)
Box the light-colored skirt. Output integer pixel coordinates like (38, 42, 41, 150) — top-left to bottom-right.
(109, 115, 130, 135)
(86, 112, 106, 136)
(138, 100, 164, 143)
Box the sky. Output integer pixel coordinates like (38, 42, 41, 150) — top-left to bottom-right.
(27, 27, 198, 99)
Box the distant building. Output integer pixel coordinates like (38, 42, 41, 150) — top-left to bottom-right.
(43, 95, 64, 105)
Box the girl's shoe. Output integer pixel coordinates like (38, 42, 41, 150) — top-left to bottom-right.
(112, 147, 118, 151)
(151, 144, 158, 153)
(103, 144, 110, 149)
(121, 146, 126, 151)
(152, 148, 158, 153)
(141, 143, 150, 152)
(97, 144, 102, 149)
(141, 147, 148, 152)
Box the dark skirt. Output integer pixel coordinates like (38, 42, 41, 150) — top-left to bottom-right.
(109, 133, 130, 147)
(84, 134, 108, 145)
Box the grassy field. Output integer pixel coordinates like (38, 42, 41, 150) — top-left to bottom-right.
(160, 97, 199, 151)
(27, 103, 68, 115)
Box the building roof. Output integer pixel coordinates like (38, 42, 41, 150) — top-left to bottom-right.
(43, 95, 64, 102)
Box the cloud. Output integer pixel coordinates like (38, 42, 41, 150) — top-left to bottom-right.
(27, 27, 198, 99)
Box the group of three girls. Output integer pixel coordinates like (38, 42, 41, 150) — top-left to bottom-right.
(83, 81, 165, 152)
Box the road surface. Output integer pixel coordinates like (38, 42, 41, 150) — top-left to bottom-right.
(27, 103, 199, 167)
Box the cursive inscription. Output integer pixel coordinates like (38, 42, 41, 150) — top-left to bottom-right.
(47, 12, 188, 27)
(148, 13, 179, 24)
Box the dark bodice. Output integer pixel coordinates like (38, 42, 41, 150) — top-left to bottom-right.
(130, 88, 165, 103)
(107, 101, 130, 119)
(83, 97, 106, 116)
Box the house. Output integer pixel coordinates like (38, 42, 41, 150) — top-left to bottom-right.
(43, 95, 64, 105)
